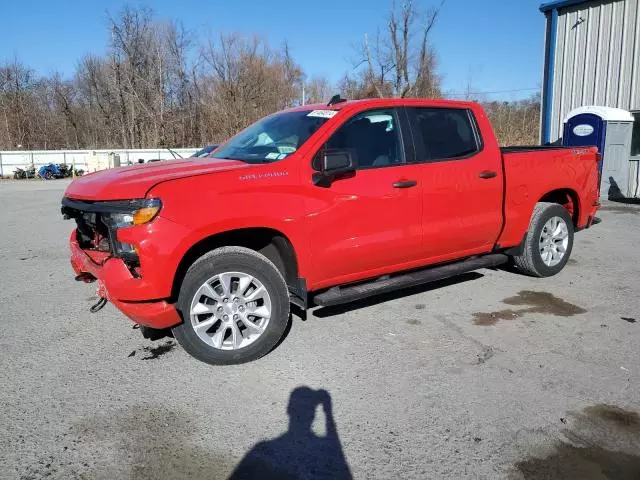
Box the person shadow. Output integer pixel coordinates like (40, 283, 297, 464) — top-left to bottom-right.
(228, 387, 353, 480)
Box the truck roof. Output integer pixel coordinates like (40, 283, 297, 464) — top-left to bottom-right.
(285, 98, 480, 113)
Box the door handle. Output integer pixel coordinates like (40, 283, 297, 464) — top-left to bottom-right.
(392, 180, 418, 188)
(478, 170, 497, 179)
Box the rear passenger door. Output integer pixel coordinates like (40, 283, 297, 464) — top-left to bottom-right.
(407, 107, 503, 260)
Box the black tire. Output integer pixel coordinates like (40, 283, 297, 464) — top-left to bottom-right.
(172, 246, 290, 365)
(511, 202, 574, 277)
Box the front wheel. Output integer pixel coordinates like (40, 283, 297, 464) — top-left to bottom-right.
(511, 202, 574, 277)
(172, 246, 290, 365)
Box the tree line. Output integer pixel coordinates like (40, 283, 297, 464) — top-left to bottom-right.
(0, 2, 540, 151)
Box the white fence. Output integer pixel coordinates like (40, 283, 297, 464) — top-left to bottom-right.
(0, 148, 199, 177)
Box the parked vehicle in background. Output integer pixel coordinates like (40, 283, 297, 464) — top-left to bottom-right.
(191, 144, 219, 158)
(38, 163, 64, 179)
(62, 97, 601, 366)
(35, 163, 84, 179)
(13, 166, 36, 179)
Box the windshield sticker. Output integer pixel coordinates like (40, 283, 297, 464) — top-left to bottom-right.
(265, 152, 280, 160)
(278, 146, 296, 153)
(307, 110, 338, 119)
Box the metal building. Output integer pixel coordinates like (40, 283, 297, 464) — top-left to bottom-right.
(539, 0, 640, 157)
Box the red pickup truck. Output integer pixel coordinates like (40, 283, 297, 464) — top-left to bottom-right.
(62, 98, 600, 365)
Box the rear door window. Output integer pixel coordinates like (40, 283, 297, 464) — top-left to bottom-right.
(409, 108, 481, 162)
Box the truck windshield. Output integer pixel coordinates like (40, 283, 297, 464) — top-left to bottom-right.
(212, 110, 331, 163)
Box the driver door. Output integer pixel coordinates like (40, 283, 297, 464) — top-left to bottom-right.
(304, 108, 424, 288)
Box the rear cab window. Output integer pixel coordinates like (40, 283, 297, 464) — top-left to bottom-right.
(408, 107, 482, 162)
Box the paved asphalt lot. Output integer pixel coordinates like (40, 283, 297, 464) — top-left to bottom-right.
(1, 179, 639, 479)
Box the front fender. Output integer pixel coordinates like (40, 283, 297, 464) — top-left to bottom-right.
(147, 167, 311, 295)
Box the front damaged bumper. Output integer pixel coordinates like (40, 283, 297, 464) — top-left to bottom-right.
(69, 230, 181, 329)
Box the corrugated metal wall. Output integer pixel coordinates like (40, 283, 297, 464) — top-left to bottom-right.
(548, 0, 640, 140)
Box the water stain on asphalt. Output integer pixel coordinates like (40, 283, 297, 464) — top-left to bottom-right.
(140, 340, 176, 360)
(513, 404, 640, 479)
(567, 258, 578, 265)
(21, 407, 235, 479)
(621, 317, 637, 324)
(584, 404, 640, 429)
(406, 319, 421, 325)
(599, 205, 640, 215)
(473, 291, 587, 325)
(473, 309, 520, 326)
(414, 304, 426, 310)
(476, 346, 494, 364)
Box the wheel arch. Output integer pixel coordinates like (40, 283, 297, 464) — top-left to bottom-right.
(170, 227, 300, 302)
(538, 188, 580, 227)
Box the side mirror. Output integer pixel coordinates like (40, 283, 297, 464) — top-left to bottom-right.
(313, 149, 355, 187)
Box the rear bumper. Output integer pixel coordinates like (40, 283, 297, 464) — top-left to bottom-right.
(69, 230, 181, 329)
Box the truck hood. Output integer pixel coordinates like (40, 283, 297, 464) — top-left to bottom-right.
(64, 158, 249, 200)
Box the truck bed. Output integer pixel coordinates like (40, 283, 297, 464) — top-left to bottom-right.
(497, 146, 600, 248)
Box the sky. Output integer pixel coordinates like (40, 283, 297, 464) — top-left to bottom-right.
(0, 0, 547, 101)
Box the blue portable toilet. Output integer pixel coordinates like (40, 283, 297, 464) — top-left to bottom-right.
(563, 106, 634, 200)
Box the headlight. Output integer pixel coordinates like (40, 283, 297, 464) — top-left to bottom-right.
(101, 198, 162, 265)
(104, 198, 162, 228)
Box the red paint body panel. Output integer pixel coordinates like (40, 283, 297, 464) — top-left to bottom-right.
(416, 104, 504, 259)
(69, 231, 181, 327)
(64, 157, 250, 200)
(498, 147, 600, 246)
(64, 98, 600, 327)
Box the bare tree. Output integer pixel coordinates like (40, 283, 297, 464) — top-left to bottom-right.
(199, 33, 303, 141)
(304, 75, 333, 104)
(483, 95, 541, 146)
(0, 2, 540, 152)
(350, 0, 445, 99)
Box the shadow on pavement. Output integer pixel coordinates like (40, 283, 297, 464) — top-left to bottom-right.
(229, 387, 352, 480)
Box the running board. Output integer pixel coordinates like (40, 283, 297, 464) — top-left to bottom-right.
(312, 254, 509, 307)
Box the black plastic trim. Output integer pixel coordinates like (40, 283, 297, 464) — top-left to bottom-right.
(312, 254, 508, 307)
(288, 277, 308, 309)
(503, 234, 526, 256)
(500, 146, 576, 153)
(62, 197, 160, 215)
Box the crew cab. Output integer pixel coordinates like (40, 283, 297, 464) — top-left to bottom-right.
(61, 98, 600, 365)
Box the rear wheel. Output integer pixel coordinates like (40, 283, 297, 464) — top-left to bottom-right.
(172, 246, 290, 365)
(511, 202, 574, 277)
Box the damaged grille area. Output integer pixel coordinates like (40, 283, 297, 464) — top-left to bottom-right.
(62, 200, 115, 253)
(61, 197, 148, 254)
(62, 197, 159, 276)
(74, 211, 112, 252)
